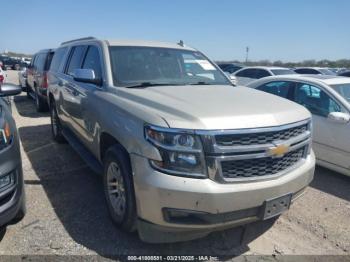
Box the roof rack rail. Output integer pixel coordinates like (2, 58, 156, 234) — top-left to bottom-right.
(61, 37, 96, 45)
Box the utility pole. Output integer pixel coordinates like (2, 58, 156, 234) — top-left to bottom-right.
(245, 46, 249, 63)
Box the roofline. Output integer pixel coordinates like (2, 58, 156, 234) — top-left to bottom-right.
(61, 37, 96, 46)
(36, 48, 55, 54)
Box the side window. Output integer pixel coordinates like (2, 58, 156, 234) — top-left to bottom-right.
(30, 56, 36, 67)
(295, 83, 341, 117)
(82, 46, 102, 79)
(66, 46, 87, 76)
(35, 54, 46, 71)
(50, 47, 68, 72)
(236, 69, 256, 78)
(256, 69, 271, 79)
(295, 69, 309, 74)
(256, 81, 295, 100)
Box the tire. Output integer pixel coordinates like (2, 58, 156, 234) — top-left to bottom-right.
(35, 91, 48, 112)
(50, 101, 66, 143)
(103, 145, 137, 232)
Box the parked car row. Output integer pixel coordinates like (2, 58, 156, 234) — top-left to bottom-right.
(218, 64, 349, 86)
(0, 56, 28, 71)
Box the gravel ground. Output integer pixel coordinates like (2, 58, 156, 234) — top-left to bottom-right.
(0, 70, 349, 259)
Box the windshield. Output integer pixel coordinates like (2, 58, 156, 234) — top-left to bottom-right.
(331, 83, 350, 103)
(271, 69, 296, 75)
(109, 46, 230, 87)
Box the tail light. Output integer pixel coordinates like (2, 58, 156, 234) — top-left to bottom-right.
(0, 75, 4, 84)
(42, 72, 48, 88)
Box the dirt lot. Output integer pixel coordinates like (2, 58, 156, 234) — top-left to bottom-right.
(0, 70, 349, 258)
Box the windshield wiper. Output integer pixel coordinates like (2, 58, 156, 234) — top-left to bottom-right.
(124, 82, 182, 88)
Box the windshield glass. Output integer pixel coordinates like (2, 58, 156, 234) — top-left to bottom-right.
(331, 83, 350, 103)
(271, 69, 296, 75)
(109, 46, 230, 87)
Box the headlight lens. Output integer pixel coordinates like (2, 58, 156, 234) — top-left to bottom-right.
(145, 125, 207, 178)
(0, 121, 13, 151)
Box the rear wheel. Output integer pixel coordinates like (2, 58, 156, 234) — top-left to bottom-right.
(103, 145, 137, 232)
(35, 91, 48, 112)
(50, 101, 66, 143)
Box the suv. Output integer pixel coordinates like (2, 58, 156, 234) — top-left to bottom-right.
(48, 37, 315, 243)
(0, 83, 26, 230)
(26, 49, 55, 111)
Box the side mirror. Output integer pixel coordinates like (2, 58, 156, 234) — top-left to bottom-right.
(0, 83, 22, 97)
(225, 72, 237, 86)
(73, 69, 102, 86)
(328, 112, 350, 124)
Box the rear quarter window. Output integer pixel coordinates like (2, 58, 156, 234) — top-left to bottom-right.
(50, 47, 68, 73)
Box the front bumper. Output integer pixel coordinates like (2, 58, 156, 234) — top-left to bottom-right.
(131, 152, 315, 243)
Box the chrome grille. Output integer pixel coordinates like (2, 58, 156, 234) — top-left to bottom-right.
(215, 124, 308, 146)
(221, 147, 305, 179)
(199, 119, 312, 182)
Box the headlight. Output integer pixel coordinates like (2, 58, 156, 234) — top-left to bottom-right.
(0, 121, 13, 151)
(145, 125, 207, 178)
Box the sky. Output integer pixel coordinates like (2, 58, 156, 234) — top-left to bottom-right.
(1, 0, 350, 62)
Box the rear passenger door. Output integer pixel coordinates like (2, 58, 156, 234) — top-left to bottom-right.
(61, 45, 87, 132)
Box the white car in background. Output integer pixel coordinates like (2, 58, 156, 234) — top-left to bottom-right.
(18, 67, 28, 89)
(233, 66, 296, 86)
(248, 75, 350, 176)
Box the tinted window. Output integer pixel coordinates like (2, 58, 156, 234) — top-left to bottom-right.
(34, 53, 46, 71)
(255, 69, 271, 79)
(295, 68, 318, 74)
(50, 47, 68, 72)
(339, 71, 350, 77)
(256, 81, 295, 100)
(82, 46, 102, 79)
(236, 68, 256, 78)
(295, 83, 341, 117)
(223, 64, 242, 74)
(66, 46, 87, 76)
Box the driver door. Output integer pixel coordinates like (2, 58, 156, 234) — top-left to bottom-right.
(294, 82, 350, 170)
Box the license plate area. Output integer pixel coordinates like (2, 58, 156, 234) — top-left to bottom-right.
(262, 193, 292, 220)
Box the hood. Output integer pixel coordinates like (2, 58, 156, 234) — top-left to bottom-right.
(117, 85, 310, 130)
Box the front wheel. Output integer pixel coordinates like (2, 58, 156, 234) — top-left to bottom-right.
(103, 145, 137, 232)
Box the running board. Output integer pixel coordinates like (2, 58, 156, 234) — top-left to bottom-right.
(62, 128, 103, 175)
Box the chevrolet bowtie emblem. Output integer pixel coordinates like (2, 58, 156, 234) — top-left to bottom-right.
(268, 144, 290, 158)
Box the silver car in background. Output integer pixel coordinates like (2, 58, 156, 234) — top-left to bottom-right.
(248, 75, 350, 176)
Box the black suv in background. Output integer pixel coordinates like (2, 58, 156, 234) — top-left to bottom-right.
(26, 49, 54, 112)
(0, 83, 25, 231)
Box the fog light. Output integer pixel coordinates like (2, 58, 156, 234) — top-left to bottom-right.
(0, 173, 14, 191)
